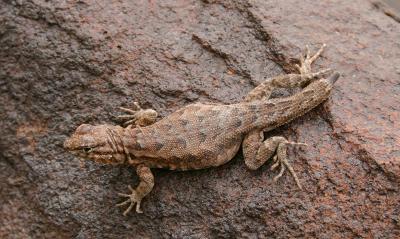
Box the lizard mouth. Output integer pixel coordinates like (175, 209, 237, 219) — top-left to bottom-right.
(67, 147, 126, 165)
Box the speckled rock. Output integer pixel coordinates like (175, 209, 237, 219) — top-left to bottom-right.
(1, 0, 399, 238)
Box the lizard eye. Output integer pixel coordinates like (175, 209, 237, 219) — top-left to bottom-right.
(83, 147, 92, 153)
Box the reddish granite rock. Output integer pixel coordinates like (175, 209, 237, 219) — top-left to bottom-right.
(1, 0, 399, 238)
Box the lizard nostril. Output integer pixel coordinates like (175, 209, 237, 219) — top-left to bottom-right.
(64, 138, 72, 149)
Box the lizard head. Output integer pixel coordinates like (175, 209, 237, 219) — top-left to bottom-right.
(64, 124, 127, 165)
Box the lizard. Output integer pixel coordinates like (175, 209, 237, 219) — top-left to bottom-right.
(63, 44, 339, 216)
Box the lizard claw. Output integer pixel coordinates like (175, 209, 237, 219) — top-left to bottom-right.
(117, 102, 158, 127)
(268, 138, 306, 189)
(118, 102, 143, 126)
(271, 153, 302, 190)
(297, 43, 327, 77)
(116, 185, 143, 215)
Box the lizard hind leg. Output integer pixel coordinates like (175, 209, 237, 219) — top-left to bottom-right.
(296, 43, 330, 78)
(243, 134, 306, 189)
(243, 44, 331, 103)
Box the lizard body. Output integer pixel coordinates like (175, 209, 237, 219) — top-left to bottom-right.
(64, 44, 339, 215)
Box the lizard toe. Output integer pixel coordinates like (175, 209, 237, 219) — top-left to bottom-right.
(116, 186, 143, 215)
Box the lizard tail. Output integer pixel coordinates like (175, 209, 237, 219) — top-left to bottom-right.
(261, 71, 340, 130)
(327, 71, 340, 84)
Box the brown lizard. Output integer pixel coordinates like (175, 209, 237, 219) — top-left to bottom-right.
(64, 44, 339, 215)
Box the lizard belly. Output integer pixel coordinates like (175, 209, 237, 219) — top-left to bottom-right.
(150, 141, 241, 170)
(180, 140, 242, 170)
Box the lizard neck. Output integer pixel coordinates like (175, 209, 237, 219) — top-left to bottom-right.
(122, 126, 163, 166)
(103, 125, 132, 165)
(121, 127, 143, 165)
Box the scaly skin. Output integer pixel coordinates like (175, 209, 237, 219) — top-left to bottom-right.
(64, 44, 339, 215)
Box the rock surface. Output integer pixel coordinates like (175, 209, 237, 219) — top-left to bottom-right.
(1, 0, 399, 238)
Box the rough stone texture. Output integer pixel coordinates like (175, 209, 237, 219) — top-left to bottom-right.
(1, 0, 399, 238)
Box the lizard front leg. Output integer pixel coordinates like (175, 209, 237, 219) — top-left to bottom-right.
(118, 102, 158, 127)
(243, 131, 306, 189)
(116, 164, 154, 215)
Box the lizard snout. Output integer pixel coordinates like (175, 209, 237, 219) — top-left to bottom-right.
(63, 137, 73, 150)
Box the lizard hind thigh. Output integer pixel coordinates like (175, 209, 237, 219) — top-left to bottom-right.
(243, 130, 281, 170)
(242, 132, 303, 189)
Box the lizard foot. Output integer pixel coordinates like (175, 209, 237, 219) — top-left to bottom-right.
(116, 185, 143, 215)
(270, 140, 307, 190)
(295, 43, 331, 79)
(118, 102, 158, 127)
